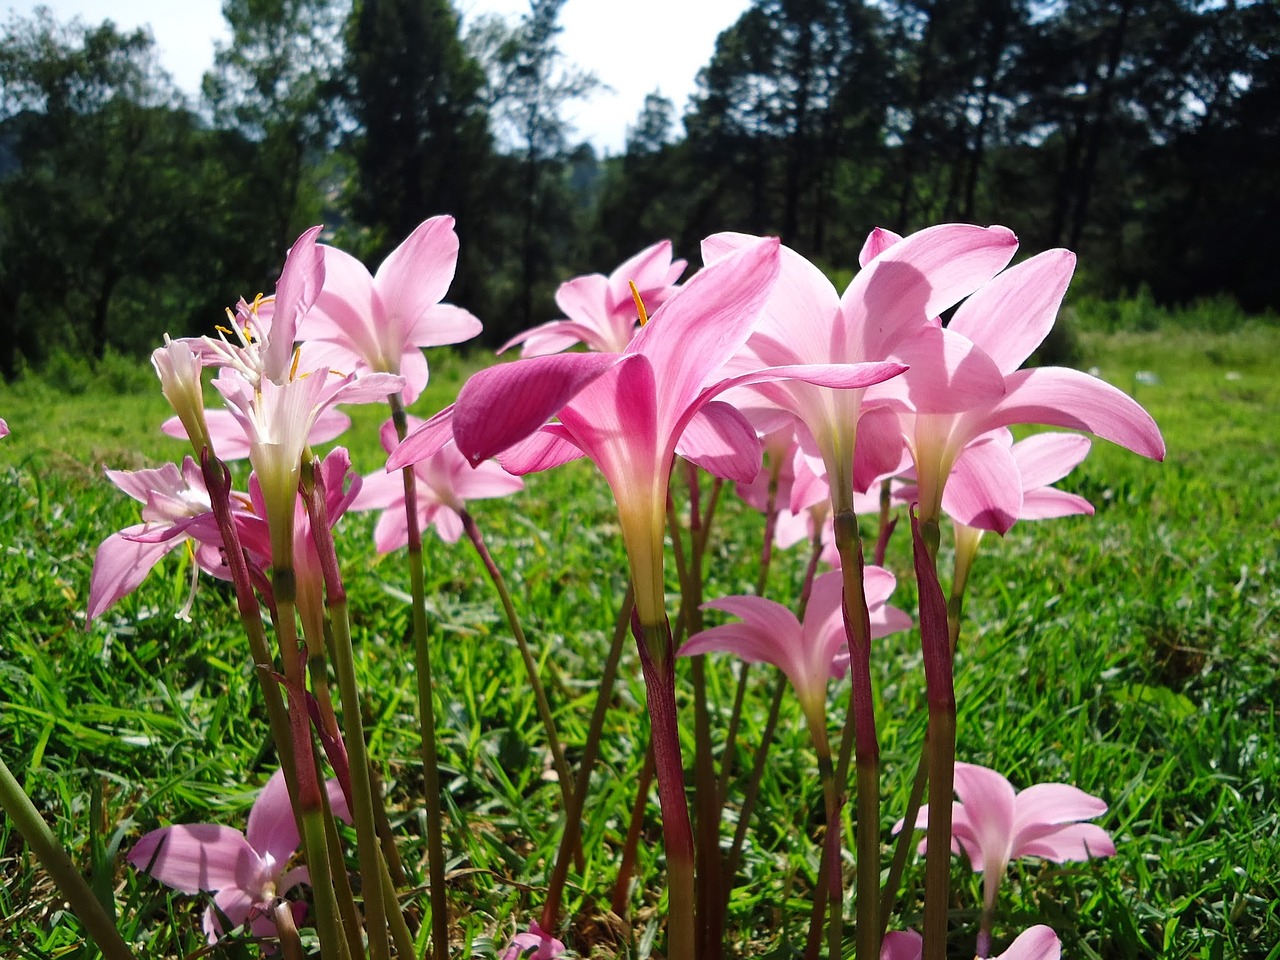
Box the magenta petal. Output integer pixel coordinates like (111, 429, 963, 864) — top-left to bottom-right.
(386, 404, 456, 471)
(128, 824, 261, 895)
(993, 926, 1061, 960)
(948, 249, 1076, 376)
(880, 930, 923, 960)
(942, 436, 1023, 533)
(499, 426, 586, 475)
(375, 216, 459, 329)
(983, 366, 1166, 460)
(452, 352, 621, 464)
(677, 401, 762, 483)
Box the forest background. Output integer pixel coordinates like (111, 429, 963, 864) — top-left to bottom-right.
(1, 0, 1277, 379)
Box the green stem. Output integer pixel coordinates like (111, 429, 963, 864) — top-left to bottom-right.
(389, 393, 450, 960)
(832, 509, 881, 960)
(0, 755, 137, 960)
(879, 735, 930, 939)
(300, 805, 353, 960)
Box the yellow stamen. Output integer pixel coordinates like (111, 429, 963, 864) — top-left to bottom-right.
(216, 323, 236, 338)
(629, 281, 650, 327)
(290, 345, 302, 380)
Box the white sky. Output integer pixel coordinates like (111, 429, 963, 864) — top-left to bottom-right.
(4, 0, 749, 154)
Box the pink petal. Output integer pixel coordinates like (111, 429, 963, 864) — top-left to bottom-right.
(409, 303, 482, 349)
(942, 435, 1023, 533)
(87, 526, 183, 623)
(498, 426, 586, 475)
(305, 244, 379, 354)
(374, 216, 460, 332)
(372, 509, 411, 553)
(206, 885, 256, 939)
(951, 762, 1018, 872)
(980, 367, 1166, 461)
(880, 930, 923, 960)
(244, 769, 300, 871)
(264, 226, 325, 383)
(454, 459, 525, 500)
(451, 352, 622, 465)
(128, 824, 261, 895)
(993, 926, 1061, 960)
(676, 401, 762, 483)
(1017, 823, 1116, 862)
(948, 249, 1076, 375)
(0, 418, 8, 438)
(1019, 488, 1093, 520)
(386, 404, 456, 471)
(841, 223, 1018, 360)
(1014, 782, 1107, 828)
(629, 235, 780, 422)
(499, 319, 603, 357)
(889, 326, 1007, 414)
(1012, 433, 1092, 489)
(859, 227, 904, 268)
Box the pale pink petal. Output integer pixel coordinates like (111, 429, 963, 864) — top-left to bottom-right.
(372, 510, 410, 553)
(451, 352, 622, 465)
(942, 435, 1023, 533)
(1019, 488, 1093, 520)
(87, 526, 183, 623)
(1017, 822, 1116, 862)
(454, 459, 524, 500)
(951, 762, 1018, 871)
(888, 326, 1006, 414)
(993, 926, 1061, 960)
(105, 462, 184, 504)
(1012, 433, 1092, 489)
(676, 401, 762, 483)
(859, 227, 904, 268)
(0, 418, 8, 438)
(409, 303, 482, 349)
(396, 346, 431, 405)
(374, 216, 459, 331)
(500, 319, 603, 356)
(263, 226, 325, 383)
(1014, 782, 1107, 829)
(629, 235, 780, 422)
(880, 929, 923, 960)
(128, 825, 262, 895)
(430, 507, 464, 543)
(980, 367, 1166, 461)
(948, 249, 1076, 376)
(852, 406, 910, 493)
(841, 223, 1018, 360)
(609, 239, 681, 302)
(244, 769, 300, 870)
(163, 409, 251, 460)
(305, 244, 378, 355)
(206, 885, 256, 939)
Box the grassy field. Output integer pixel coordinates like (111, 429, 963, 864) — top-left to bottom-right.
(1, 320, 1278, 959)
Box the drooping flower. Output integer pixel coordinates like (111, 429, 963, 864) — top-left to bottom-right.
(297, 216, 482, 405)
(353, 416, 522, 549)
(128, 768, 351, 945)
(500, 920, 567, 960)
(500, 240, 686, 356)
(680, 567, 912, 747)
(857, 246, 1164, 532)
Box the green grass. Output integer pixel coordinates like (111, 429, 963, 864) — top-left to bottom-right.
(1, 327, 1278, 959)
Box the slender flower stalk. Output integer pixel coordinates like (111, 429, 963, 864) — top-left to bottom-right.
(0, 756, 137, 960)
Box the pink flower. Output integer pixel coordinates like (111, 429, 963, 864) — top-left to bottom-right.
(680, 567, 911, 744)
(86, 458, 268, 623)
(128, 768, 350, 945)
(500, 920, 566, 960)
(298, 216, 482, 404)
(706, 224, 1018, 512)
(394, 237, 901, 625)
(0, 418, 9, 438)
(352, 417, 523, 549)
(896, 761, 1115, 936)
(500, 240, 686, 356)
(857, 246, 1164, 532)
(879, 926, 1060, 960)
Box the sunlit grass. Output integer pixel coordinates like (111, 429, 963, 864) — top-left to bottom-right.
(1, 327, 1277, 958)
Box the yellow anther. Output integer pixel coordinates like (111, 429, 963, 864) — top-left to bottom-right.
(290, 345, 302, 380)
(629, 281, 650, 327)
(215, 323, 236, 338)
